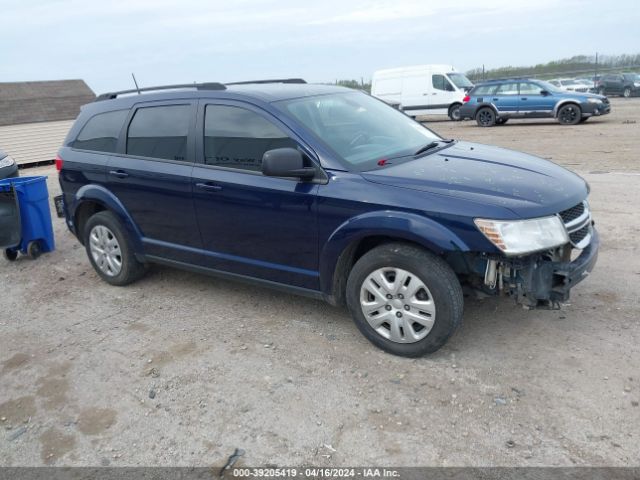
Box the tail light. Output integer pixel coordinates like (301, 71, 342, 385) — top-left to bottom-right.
(55, 155, 64, 172)
(463, 95, 471, 103)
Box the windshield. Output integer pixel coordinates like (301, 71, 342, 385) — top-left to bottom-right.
(277, 92, 440, 171)
(447, 73, 473, 89)
(536, 80, 564, 93)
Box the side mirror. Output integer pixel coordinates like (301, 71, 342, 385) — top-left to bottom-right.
(540, 90, 550, 96)
(262, 148, 315, 179)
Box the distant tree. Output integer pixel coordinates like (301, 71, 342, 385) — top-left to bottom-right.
(334, 79, 371, 93)
(466, 53, 640, 81)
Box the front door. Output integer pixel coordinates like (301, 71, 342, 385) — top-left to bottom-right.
(518, 81, 556, 117)
(107, 101, 202, 259)
(191, 101, 320, 290)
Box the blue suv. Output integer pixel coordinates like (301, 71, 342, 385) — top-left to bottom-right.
(56, 79, 598, 357)
(459, 78, 610, 126)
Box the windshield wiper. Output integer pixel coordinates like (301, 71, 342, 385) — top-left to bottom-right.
(414, 139, 454, 156)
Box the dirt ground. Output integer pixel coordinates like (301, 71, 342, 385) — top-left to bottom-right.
(1, 97, 639, 467)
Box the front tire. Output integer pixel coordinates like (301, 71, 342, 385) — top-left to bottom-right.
(448, 103, 462, 121)
(557, 104, 582, 125)
(84, 211, 146, 286)
(623, 87, 631, 98)
(476, 107, 496, 127)
(346, 243, 463, 357)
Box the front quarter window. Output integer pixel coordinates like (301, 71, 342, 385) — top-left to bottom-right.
(277, 92, 440, 171)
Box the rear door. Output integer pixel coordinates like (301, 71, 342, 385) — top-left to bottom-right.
(400, 74, 431, 115)
(107, 100, 202, 258)
(492, 82, 520, 115)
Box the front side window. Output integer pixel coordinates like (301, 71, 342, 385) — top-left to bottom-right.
(127, 105, 191, 161)
(204, 105, 297, 171)
(278, 92, 440, 171)
(495, 83, 519, 95)
(519, 82, 544, 95)
(432, 74, 455, 92)
(73, 110, 128, 153)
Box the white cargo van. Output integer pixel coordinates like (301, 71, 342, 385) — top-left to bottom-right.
(371, 65, 473, 120)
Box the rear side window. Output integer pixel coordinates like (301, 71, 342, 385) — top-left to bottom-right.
(127, 105, 191, 161)
(471, 85, 497, 95)
(72, 110, 128, 153)
(204, 105, 297, 172)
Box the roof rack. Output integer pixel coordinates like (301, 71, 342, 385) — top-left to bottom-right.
(226, 78, 307, 86)
(94, 82, 226, 101)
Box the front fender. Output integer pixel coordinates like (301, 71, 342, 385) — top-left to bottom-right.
(319, 210, 470, 295)
(73, 184, 144, 253)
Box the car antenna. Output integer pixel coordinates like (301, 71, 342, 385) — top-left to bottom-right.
(131, 73, 141, 94)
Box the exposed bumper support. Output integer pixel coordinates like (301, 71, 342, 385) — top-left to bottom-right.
(514, 228, 599, 308)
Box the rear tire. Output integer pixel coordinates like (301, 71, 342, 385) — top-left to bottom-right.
(448, 103, 462, 121)
(346, 243, 463, 357)
(84, 211, 146, 286)
(27, 241, 41, 259)
(623, 87, 631, 98)
(557, 104, 582, 125)
(476, 107, 496, 127)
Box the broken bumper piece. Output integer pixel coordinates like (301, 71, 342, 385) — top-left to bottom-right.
(515, 228, 599, 308)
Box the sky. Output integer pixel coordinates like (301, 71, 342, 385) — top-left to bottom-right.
(2, 0, 639, 94)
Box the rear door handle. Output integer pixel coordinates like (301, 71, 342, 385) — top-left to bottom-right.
(492, 98, 499, 101)
(521, 97, 528, 100)
(196, 182, 223, 192)
(109, 170, 129, 179)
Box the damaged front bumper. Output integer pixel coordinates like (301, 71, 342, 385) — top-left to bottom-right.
(463, 227, 600, 309)
(505, 228, 599, 308)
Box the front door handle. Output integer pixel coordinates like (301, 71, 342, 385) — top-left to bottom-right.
(521, 97, 528, 100)
(196, 182, 223, 192)
(109, 170, 129, 179)
(492, 98, 499, 101)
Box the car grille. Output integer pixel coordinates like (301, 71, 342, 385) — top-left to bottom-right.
(569, 224, 590, 245)
(559, 202, 585, 223)
(559, 201, 592, 249)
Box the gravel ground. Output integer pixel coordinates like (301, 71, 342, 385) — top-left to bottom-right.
(1, 98, 639, 467)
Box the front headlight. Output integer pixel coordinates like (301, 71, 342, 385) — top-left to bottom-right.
(474, 216, 569, 256)
(587, 98, 602, 104)
(634, 82, 640, 87)
(0, 156, 16, 168)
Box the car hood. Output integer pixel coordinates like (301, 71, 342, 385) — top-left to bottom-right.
(361, 141, 588, 219)
(561, 91, 606, 101)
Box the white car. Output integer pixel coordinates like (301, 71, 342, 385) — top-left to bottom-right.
(548, 78, 590, 93)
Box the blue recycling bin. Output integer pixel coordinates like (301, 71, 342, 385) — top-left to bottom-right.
(0, 176, 55, 260)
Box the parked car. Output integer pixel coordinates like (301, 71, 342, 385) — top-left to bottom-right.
(371, 65, 473, 121)
(459, 78, 610, 126)
(595, 73, 640, 97)
(0, 149, 19, 179)
(56, 80, 598, 357)
(548, 78, 590, 93)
